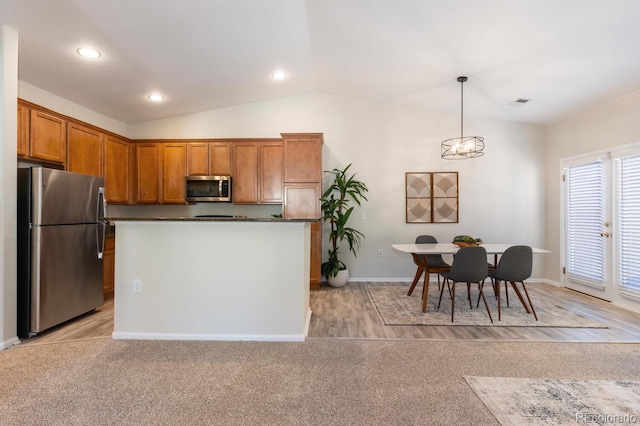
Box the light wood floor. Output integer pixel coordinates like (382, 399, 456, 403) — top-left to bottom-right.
(16, 281, 640, 347)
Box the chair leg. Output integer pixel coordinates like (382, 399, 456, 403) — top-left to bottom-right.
(510, 281, 531, 314)
(421, 272, 431, 313)
(505, 280, 510, 307)
(437, 278, 447, 309)
(478, 282, 493, 323)
(520, 281, 538, 321)
(407, 266, 424, 296)
(451, 282, 456, 322)
(496, 279, 502, 321)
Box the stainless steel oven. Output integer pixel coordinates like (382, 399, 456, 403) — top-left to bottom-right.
(185, 175, 231, 202)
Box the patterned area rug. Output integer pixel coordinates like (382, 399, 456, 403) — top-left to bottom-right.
(366, 283, 607, 327)
(465, 376, 640, 425)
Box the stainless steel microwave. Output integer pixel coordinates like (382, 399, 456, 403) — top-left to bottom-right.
(185, 175, 231, 202)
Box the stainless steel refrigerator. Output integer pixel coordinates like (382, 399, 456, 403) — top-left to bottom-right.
(17, 167, 107, 338)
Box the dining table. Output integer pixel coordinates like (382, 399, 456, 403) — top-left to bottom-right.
(391, 243, 550, 313)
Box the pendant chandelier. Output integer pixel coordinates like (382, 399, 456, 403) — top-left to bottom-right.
(441, 76, 485, 159)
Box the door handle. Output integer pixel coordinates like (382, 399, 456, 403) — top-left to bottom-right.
(600, 232, 610, 237)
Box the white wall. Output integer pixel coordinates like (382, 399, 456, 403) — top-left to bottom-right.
(18, 81, 128, 137)
(0, 25, 19, 349)
(130, 93, 548, 280)
(545, 90, 640, 284)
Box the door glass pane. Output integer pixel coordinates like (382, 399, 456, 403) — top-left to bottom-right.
(567, 161, 605, 282)
(617, 154, 640, 291)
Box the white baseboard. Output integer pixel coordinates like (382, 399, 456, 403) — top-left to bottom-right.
(111, 331, 306, 342)
(0, 336, 21, 350)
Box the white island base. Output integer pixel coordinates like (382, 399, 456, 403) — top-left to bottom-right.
(110, 219, 312, 342)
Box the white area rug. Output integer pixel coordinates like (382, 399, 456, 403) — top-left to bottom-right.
(465, 376, 640, 425)
(366, 283, 607, 327)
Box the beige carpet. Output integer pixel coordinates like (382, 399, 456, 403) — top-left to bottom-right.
(367, 283, 607, 328)
(465, 376, 640, 425)
(3, 339, 640, 425)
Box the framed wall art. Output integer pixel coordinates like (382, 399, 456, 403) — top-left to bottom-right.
(405, 172, 458, 223)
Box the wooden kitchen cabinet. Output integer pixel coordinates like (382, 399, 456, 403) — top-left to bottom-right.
(17, 103, 29, 157)
(103, 235, 115, 300)
(233, 140, 282, 204)
(210, 142, 232, 175)
(259, 141, 283, 203)
(29, 109, 66, 164)
(282, 133, 322, 183)
(232, 141, 259, 203)
(134, 143, 161, 203)
(187, 142, 209, 176)
(67, 122, 103, 177)
(161, 143, 187, 204)
(104, 135, 131, 204)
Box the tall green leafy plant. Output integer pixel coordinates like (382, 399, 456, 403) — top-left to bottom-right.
(320, 164, 369, 279)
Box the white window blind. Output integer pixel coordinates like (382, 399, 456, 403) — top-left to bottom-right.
(617, 154, 640, 291)
(567, 161, 605, 282)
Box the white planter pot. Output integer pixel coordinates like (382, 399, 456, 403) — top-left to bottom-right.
(328, 269, 349, 288)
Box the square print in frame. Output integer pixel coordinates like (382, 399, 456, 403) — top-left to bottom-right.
(405, 172, 458, 223)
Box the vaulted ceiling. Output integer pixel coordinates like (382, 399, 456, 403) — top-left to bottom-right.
(2, 0, 640, 125)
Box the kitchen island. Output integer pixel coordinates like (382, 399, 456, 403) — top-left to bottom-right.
(107, 217, 317, 342)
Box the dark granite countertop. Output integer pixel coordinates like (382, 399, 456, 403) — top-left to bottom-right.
(106, 216, 320, 223)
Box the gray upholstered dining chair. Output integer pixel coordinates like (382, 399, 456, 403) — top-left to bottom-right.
(407, 235, 451, 298)
(488, 245, 536, 321)
(438, 246, 492, 323)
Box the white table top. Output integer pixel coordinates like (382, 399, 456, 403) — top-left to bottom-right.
(392, 243, 550, 255)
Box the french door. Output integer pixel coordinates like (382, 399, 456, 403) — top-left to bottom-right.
(563, 145, 640, 312)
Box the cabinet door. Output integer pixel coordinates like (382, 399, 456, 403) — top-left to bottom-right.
(232, 142, 259, 203)
(210, 142, 232, 175)
(104, 136, 131, 204)
(260, 141, 283, 203)
(30, 109, 66, 163)
(161, 143, 187, 204)
(103, 236, 115, 300)
(134, 143, 161, 203)
(67, 123, 104, 177)
(187, 143, 209, 176)
(17, 103, 29, 157)
(283, 183, 321, 219)
(282, 134, 322, 183)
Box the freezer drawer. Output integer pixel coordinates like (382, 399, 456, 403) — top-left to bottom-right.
(30, 224, 104, 335)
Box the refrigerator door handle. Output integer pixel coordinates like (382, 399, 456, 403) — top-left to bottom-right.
(97, 187, 107, 222)
(96, 187, 107, 259)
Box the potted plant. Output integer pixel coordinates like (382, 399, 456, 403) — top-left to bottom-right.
(320, 164, 369, 287)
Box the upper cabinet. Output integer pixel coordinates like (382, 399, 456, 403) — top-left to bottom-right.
(187, 143, 210, 176)
(67, 122, 103, 177)
(134, 141, 187, 205)
(29, 109, 66, 164)
(210, 142, 232, 175)
(161, 143, 187, 204)
(259, 141, 283, 203)
(104, 136, 131, 204)
(187, 141, 232, 176)
(232, 141, 259, 203)
(232, 140, 282, 204)
(282, 133, 322, 183)
(17, 103, 29, 157)
(134, 143, 161, 204)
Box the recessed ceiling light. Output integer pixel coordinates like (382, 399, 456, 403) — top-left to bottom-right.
(147, 94, 165, 102)
(272, 71, 287, 80)
(77, 47, 101, 59)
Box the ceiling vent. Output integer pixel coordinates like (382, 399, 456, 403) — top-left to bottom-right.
(508, 98, 530, 107)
